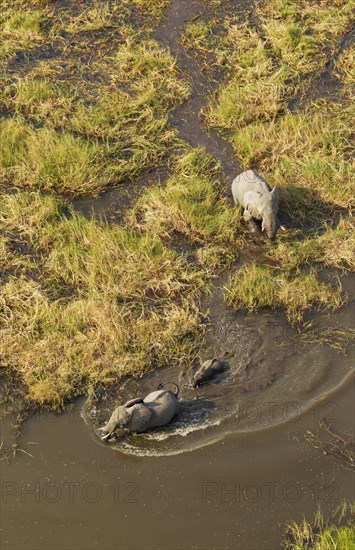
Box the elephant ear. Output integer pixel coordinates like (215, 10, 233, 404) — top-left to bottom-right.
(128, 403, 153, 432)
(271, 187, 280, 205)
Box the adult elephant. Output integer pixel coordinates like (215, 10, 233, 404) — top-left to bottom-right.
(102, 386, 179, 440)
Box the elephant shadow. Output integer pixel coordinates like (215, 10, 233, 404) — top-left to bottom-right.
(279, 185, 348, 232)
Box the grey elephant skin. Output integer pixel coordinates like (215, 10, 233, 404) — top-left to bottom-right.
(232, 170, 280, 239)
(102, 389, 179, 439)
(191, 358, 225, 388)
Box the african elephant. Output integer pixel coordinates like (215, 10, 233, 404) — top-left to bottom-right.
(191, 358, 226, 388)
(232, 170, 282, 239)
(102, 388, 179, 440)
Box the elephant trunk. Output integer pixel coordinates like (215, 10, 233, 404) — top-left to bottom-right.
(101, 427, 128, 442)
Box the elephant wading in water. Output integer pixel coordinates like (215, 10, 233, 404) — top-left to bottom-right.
(102, 385, 179, 441)
(191, 358, 226, 388)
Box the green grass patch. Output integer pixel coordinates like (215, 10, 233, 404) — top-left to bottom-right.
(269, 218, 355, 272)
(1, 35, 189, 195)
(0, 118, 116, 195)
(127, 0, 170, 17)
(129, 148, 244, 269)
(0, 8, 48, 61)
(283, 502, 355, 549)
(52, 1, 121, 34)
(224, 263, 344, 325)
(182, 20, 218, 55)
(224, 264, 279, 311)
(231, 102, 354, 219)
(0, 191, 205, 408)
(51, 0, 169, 36)
(68, 37, 189, 182)
(204, 0, 354, 131)
(204, 22, 290, 128)
(2, 75, 76, 126)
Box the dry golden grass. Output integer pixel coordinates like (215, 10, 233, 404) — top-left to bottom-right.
(0, 191, 205, 407)
(129, 148, 244, 269)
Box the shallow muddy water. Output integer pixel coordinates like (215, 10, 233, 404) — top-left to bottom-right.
(1, 362, 354, 549)
(1, 274, 354, 549)
(74, 272, 353, 459)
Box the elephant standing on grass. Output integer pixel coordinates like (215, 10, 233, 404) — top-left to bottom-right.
(102, 387, 179, 440)
(232, 170, 282, 240)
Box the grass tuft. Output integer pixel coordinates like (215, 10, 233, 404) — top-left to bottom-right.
(224, 263, 344, 325)
(0, 9, 48, 60)
(336, 47, 355, 85)
(224, 264, 278, 312)
(0, 118, 113, 195)
(129, 148, 244, 269)
(283, 502, 355, 549)
(269, 218, 355, 272)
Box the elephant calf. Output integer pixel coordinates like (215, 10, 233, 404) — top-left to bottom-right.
(232, 169, 281, 240)
(102, 389, 179, 440)
(191, 358, 226, 388)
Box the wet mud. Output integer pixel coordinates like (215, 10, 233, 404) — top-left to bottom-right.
(154, 0, 243, 184)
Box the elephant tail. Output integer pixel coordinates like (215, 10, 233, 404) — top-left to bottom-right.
(157, 381, 179, 397)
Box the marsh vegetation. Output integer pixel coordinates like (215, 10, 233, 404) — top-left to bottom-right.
(283, 502, 355, 549)
(0, 0, 354, 412)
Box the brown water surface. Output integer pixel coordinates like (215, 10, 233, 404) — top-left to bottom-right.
(1, 366, 354, 549)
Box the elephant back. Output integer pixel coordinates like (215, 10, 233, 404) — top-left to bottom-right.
(128, 402, 153, 432)
(143, 390, 178, 429)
